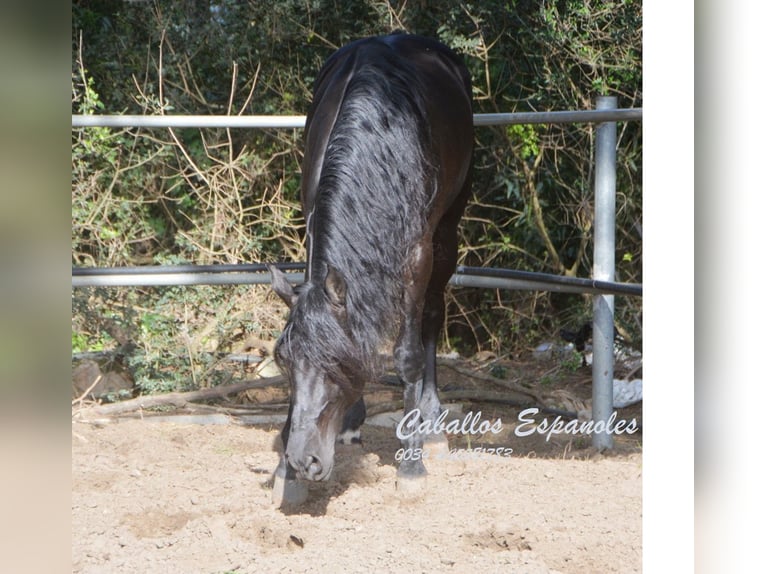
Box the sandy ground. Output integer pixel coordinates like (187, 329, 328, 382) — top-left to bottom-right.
(72, 399, 642, 573)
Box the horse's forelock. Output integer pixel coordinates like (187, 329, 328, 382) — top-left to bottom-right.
(278, 283, 368, 392)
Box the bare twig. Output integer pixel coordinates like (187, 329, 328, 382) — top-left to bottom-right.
(72, 374, 103, 408)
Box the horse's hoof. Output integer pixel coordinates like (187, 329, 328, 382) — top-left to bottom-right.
(395, 473, 427, 500)
(272, 473, 308, 507)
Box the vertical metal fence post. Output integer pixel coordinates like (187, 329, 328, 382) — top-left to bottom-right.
(592, 96, 618, 450)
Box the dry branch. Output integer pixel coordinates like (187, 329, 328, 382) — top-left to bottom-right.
(74, 375, 285, 417)
(437, 359, 545, 403)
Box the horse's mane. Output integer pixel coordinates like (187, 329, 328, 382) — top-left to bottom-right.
(307, 47, 436, 368)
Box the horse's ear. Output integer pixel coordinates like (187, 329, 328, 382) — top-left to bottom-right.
(324, 266, 347, 309)
(268, 265, 298, 308)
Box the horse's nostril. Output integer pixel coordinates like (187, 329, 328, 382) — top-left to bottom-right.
(306, 455, 323, 479)
(284, 450, 326, 480)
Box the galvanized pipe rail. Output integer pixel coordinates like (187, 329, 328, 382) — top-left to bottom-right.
(72, 102, 642, 450)
(72, 262, 641, 297)
(72, 108, 641, 129)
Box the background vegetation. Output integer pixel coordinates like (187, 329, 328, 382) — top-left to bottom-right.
(72, 0, 642, 395)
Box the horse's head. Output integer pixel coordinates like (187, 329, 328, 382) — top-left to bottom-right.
(269, 265, 363, 481)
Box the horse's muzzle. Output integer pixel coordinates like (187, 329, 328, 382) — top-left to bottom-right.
(284, 435, 335, 481)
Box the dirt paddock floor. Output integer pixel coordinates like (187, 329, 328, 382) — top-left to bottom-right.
(72, 360, 642, 573)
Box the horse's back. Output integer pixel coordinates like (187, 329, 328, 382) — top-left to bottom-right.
(301, 34, 473, 216)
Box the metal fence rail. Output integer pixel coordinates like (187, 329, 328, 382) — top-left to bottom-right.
(72, 108, 641, 129)
(72, 262, 642, 297)
(71, 101, 642, 450)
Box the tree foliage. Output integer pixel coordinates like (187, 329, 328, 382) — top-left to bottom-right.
(72, 0, 642, 383)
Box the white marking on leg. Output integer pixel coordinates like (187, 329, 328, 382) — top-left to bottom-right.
(337, 428, 361, 445)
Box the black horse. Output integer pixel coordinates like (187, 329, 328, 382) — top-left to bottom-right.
(269, 33, 473, 504)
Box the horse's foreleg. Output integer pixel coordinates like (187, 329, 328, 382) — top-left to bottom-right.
(418, 218, 461, 456)
(418, 148, 472, 431)
(338, 396, 366, 445)
(417, 288, 450, 457)
(394, 241, 432, 481)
